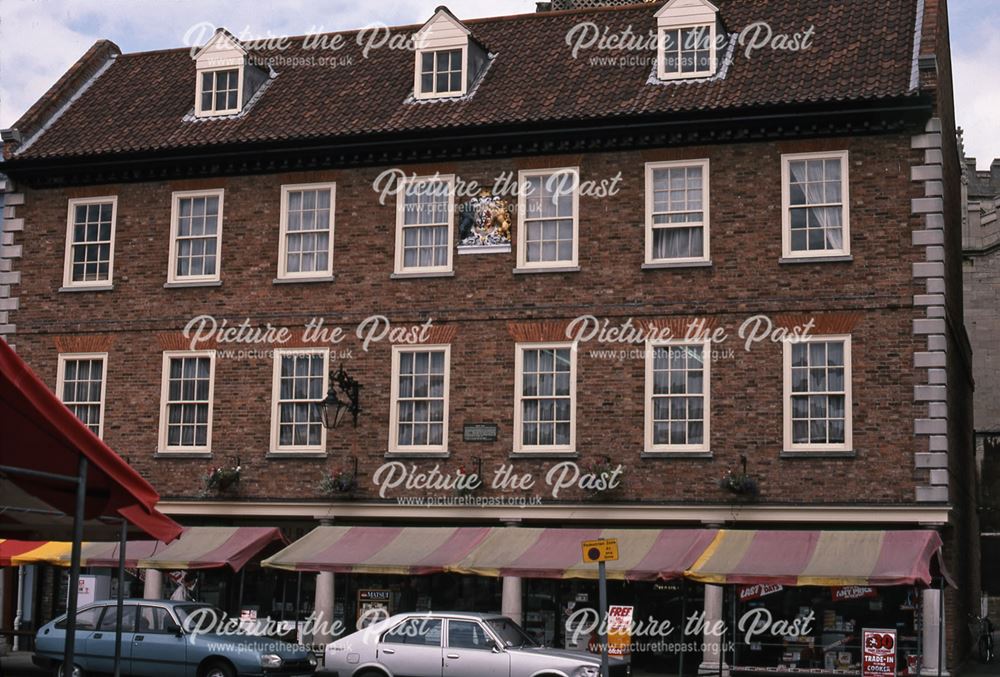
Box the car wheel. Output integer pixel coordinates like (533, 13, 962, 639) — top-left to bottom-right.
(55, 663, 85, 677)
(200, 660, 236, 677)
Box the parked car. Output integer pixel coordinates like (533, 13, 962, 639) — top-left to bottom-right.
(34, 599, 317, 677)
(324, 611, 630, 677)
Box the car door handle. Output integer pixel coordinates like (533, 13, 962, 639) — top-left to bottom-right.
(92, 633, 103, 639)
(382, 648, 395, 654)
(135, 635, 144, 641)
(447, 653, 460, 659)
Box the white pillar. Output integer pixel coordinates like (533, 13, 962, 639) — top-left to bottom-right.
(143, 569, 163, 600)
(699, 584, 729, 676)
(313, 571, 335, 646)
(921, 588, 949, 676)
(501, 576, 523, 626)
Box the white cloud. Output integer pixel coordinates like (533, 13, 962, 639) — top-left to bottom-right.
(952, 32, 1000, 170)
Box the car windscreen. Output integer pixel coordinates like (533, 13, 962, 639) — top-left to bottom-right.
(487, 617, 537, 648)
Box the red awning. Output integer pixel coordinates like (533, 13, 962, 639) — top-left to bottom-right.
(685, 530, 947, 587)
(0, 340, 181, 542)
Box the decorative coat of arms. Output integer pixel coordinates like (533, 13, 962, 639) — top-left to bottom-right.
(457, 192, 512, 249)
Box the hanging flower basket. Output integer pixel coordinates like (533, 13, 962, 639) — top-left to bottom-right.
(204, 465, 241, 494)
(320, 468, 358, 497)
(582, 455, 625, 501)
(719, 471, 759, 498)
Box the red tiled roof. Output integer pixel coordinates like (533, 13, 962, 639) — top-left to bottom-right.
(12, 0, 920, 161)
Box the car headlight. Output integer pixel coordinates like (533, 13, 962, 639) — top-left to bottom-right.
(308, 655, 318, 667)
(577, 667, 600, 677)
(260, 654, 283, 668)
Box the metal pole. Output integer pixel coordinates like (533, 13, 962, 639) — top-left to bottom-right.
(238, 568, 246, 611)
(63, 456, 88, 676)
(598, 560, 609, 677)
(113, 518, 127, 677)
(295, 572, 303, 644)
(678, 579, 686, 677)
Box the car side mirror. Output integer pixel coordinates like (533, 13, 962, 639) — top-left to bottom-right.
(167, 623, 183, 636)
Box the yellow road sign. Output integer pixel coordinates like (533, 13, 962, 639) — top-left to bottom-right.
(582, 538, 619, 563)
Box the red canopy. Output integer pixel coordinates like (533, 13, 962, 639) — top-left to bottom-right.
(0, 340, 181, 542)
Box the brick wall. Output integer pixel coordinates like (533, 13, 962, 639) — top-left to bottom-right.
(8, 130, 936, 504)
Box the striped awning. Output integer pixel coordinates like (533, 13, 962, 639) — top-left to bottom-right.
(685, 530, 945, 587)
(6, 528, 285, 572)
(136, 527, 286, 572)
(261, 527, 493, 575)
(1, 540, 47, 567)
(10, 540, 163, 568)
(262, 526, 717, 581)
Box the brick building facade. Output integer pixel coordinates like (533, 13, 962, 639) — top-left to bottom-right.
(0, 0, 979, 673)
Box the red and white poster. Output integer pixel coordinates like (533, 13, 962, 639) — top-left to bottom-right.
(862, 628, 897, 676)
(607, 605, 634, 657)
(739, 583, 784, 602)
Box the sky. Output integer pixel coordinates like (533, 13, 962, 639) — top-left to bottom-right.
(0, 0, 997, 169)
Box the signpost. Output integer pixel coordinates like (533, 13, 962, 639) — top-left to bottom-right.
(582, 538, 619, 677)
(862, 628, 897, 676)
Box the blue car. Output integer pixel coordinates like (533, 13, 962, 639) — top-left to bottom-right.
(34, 599, 317, 677)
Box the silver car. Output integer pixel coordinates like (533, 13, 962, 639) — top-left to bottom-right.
(323, 611, 629, 677)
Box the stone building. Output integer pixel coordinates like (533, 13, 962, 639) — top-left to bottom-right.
(961, 148, 1000, 618)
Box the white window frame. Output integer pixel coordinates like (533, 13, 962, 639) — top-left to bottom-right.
(63, 196, 118, 289)
(782, 334, 853, 452)
(167, 188, 225, 284)
(513, 341, 577, 454)
(394, 174, 456, 275)
(781, 150, 851, 259)
(269, 348, 329, 454)
(195, 66, 244, 117)
(657, 23, 717, 81)
(157, 350, 216, 454)
(277, 182, 336, 280)
(414, 46, 469, 100)
(644, 159, 710, 265)
(57, 352, 108, 438)
(644, 339, 711, 454)
(516, 167, 580, 271)
(388, 344, 451, 454)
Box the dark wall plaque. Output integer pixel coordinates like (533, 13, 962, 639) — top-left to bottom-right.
(463, 423, 499, 442)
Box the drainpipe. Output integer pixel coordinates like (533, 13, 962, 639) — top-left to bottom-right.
(13, 565, 25, 651)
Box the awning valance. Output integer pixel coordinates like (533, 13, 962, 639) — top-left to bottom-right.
(8, 528, 285, 571)
(262, 526, 718, 581)
(685, 529, 946, 587)
(136, 527, 286, 572)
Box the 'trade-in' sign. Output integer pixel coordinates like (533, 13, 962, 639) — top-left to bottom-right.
(581, 538, 619, 563)
(862, 628, 897, 676)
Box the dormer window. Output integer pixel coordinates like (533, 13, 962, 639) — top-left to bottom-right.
(655, 0, 722, 81)
(420, 48, 465, 97)
(413, 6, 488, 101)
(199, 68, 241, 115)
(192, 28, 268, 118)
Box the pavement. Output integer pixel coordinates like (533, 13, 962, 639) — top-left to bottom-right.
(3, 651, 1000, 677)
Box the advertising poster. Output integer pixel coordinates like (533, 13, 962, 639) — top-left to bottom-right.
(607, 604, 634, 657)
(862, 628, 897, 676)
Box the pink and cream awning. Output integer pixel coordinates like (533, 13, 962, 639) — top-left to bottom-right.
(7, 527, 285, 572)
(685, 529, 947, 587)
(262, 526, 718, 581)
